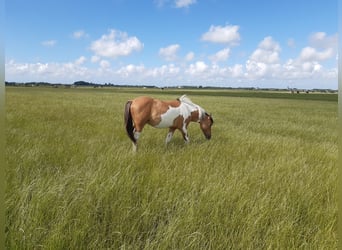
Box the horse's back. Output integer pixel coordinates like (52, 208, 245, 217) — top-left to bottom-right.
(132, 96, 153, 106)
(131, 96, 179, 112)
(130, 96, 153, 117)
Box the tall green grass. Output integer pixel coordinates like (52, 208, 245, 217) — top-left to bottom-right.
(6, 87, 337, 249)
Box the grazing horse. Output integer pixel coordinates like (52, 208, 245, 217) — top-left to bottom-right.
(124, 95, 213, 151)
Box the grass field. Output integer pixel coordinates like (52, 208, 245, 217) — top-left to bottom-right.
(5, 87, 337, 249)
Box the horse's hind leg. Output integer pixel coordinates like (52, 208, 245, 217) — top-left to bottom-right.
(129, 102, 149, 152)
(132, 122, 145, 151)
(132, 129, 141, 152)
(132, 143, 137, 152)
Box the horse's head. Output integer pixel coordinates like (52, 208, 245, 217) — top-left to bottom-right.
(200, 112, 214, 140)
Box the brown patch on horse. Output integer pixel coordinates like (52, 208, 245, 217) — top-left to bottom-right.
(190, 109, 200, 122)
(171, 115, 185, 129)
(130, 97, 154, 132)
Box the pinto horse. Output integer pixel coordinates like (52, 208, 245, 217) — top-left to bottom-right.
(124, 95, 213, 151)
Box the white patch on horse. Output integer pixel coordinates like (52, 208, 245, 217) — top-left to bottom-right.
(155, 101, 196, 128)
(155, 106, 180, 128)
(179, 95, 205, 121)
(134, 131, 141, 140)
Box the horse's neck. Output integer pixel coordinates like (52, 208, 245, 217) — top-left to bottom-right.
(181, 102, 203, 122)
(194, 105, 205, 122)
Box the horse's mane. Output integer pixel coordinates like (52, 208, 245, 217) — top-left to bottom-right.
(178, 94, 206, 119)
(178, 94, 196, 107)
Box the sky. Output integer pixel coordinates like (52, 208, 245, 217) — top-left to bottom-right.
(5, 0, 338, 89)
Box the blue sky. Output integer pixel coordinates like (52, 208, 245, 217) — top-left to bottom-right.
(5, 0, 338, 89)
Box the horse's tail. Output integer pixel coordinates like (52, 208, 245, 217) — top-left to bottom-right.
(124, 100, 136, 144)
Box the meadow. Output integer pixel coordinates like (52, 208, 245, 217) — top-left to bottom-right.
(5, 86, 337, 249)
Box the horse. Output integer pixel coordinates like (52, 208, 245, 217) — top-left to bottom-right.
(124, 94, 213, 151)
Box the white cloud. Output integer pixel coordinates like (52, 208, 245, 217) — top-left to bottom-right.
(100, 60, 110, 68)
(295, 32, 337, 64)
(146, 64, 180, 78)
(5, 60, 89, 83)
(245, 35, 336, 83)
(159, 44, 180, 61)
(209, 48, 230, 62)
(175, 0, 196, 8)
(72, 30, 88, 39)
(249, 36, 281, 64)
(250, 49, 280, 64)
(309, 32, 337, 49)
(245, 60, 282, 79)
(281, 59, 327, 80)
(75, 56, 86, 65)
(230, 64, 244, 78)
(303, 61, 322, 72)
(41, 40, 57, 47)
(277, 32, 337, 84)
(299, 47, 334, 62)
(259, 36, 280, 51)
(201, 24, 240, 45)
(186, 61, 208, 75)
(116, 64, 145, 78)
(244, 36, 281, 78)
(90, 29, 143, 59)
(91, 55, 100, 63)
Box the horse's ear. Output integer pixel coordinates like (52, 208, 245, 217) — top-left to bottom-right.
(209, 113, 213, 123)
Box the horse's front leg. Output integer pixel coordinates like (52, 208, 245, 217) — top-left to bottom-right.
(165, 128, 176, 145)
(180, 126, 190, 143)
(183, 132, 190, 143)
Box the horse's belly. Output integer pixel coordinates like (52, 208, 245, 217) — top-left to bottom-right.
(154, 107, 180, 128)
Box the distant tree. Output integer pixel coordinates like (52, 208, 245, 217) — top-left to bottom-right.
(73, 81, 94, 86)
